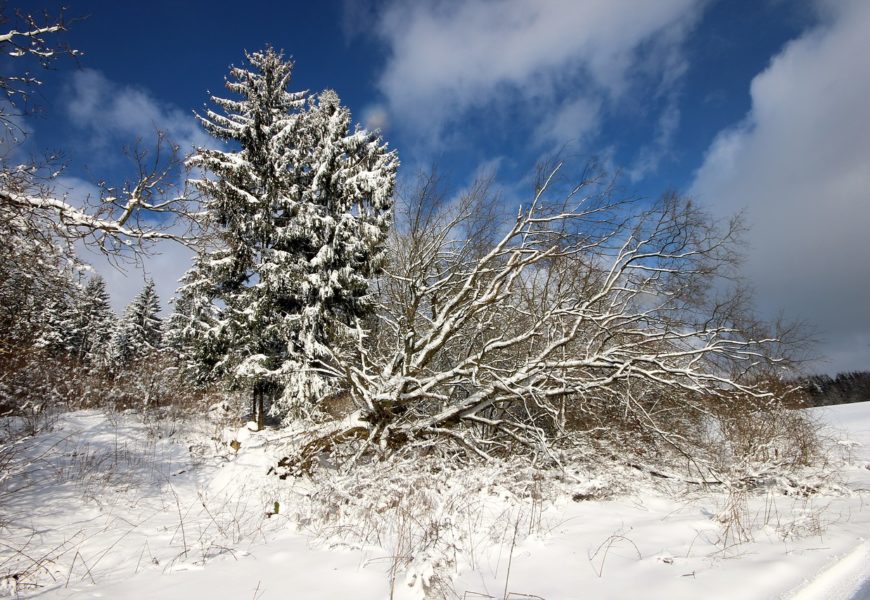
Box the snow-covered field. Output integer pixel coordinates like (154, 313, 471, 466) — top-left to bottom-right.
(1, 402, 869, 599)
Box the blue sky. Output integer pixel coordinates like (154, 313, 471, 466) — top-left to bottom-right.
(10, 0, 870, 374)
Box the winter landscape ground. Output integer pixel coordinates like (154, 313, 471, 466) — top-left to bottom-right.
(1, 401, 868, 599)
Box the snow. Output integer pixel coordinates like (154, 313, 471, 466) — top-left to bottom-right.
(2, 402, 869, 599)
(50, 537, 384, 600)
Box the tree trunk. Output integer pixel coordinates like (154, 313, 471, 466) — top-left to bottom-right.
(252, 382, 265, 431)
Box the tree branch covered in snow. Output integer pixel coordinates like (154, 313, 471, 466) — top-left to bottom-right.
(0, 6, 80, 129)
(0, 8, 199, 259)
(0, 134, 199, 258)
(285, 164, 803, 475)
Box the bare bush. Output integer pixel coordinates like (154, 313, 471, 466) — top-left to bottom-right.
(707, 395, 822, 479)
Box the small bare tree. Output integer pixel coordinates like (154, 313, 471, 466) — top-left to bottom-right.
(284, 164, 804, 477)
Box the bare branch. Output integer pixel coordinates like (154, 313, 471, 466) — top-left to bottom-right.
(294, 164, 807, 476)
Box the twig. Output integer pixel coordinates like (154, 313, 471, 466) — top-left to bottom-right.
(588, 533, 641, 578)
(502, 513, 521, 600)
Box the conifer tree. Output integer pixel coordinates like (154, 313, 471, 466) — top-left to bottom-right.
(77, 276, 116, 367)
(180, 47, 397, 425)
(109, 279, 162, 369)
(35, 294, 80, 357)
(165, 254, 223, 383)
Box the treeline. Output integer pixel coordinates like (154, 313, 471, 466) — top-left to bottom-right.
(797, 372, 870, 407)
(0, 267, 187, 419)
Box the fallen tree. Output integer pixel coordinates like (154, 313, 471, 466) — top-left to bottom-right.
(278, 164, 811, 479)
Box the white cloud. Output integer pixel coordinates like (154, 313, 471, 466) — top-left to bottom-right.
(65, 69, 211, 155)
(372, 0, 704, 149)
(690, 0, 870, 373)
(533, 95, 601, 148)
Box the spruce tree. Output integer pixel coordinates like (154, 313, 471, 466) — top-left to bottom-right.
(109, 279, 162, 369)
(181, 47, 397, 424)
(31, 264, 88, 359)
(35, 293, 80, 357)
(76, 276, 116, 367)
(165, 254, 223, 383)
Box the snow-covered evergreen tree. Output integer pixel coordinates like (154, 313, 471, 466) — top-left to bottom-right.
(181, 47, 397, 424)
(165, 254, 223, 383)
(277, 89, 397, 415)
(76, 276, 116, 367)
(34, 293, 80, 357)
(0, 223, 81, 355)
(109, 279, 162, 369)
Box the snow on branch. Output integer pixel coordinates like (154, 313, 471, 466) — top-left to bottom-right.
(0, 133, 200, 259)
(0, 6, 80, 127)
(0, 8, 199, 258)
(282, 164, 802, 474)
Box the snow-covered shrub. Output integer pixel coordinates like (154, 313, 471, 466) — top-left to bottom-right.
(0, 348, 87, 431)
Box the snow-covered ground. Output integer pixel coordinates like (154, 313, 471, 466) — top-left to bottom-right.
(1, 402, 868, 599)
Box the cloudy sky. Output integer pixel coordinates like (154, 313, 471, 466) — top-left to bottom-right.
(11, 0, 870, 374)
